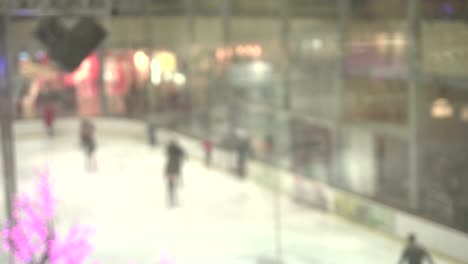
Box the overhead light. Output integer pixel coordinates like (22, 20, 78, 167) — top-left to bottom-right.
(216, 48, 225, 61)
(173, 72, 186, 86)
(156, 51, 177, 73)
(393, 33, 406, 54)
(312, 38, 324, 50)
(393, 33, 406, 47)
(431, 97, 453, 119)
(376, 33, 390, 46)
(251, 61, 269, 75)
(134, 51, 149, 72)
(104, 69, 114, 82)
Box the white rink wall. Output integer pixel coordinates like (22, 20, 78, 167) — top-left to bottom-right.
(10, 117, 468, 263)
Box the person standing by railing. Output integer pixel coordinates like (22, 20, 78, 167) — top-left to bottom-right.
(42, 102, 55, 137)
(398, 234, 434, 264)
(202, 138, 213, 167)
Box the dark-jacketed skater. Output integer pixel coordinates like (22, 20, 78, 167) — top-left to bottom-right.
(164, 139, 185, 207)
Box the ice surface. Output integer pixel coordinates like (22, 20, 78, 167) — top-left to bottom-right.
(0, 135, 461, 264)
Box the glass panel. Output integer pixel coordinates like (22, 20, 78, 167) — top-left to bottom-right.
(344, 79, 407, 124)
(419, 0, 468, 232)
(290, 15, 340, 119)
(340, 1, 411, 210)
(422, 0, 468, 76)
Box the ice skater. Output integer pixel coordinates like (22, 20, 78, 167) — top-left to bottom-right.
(80, 119, 97, 171)
(235, 130, 250, 179)
(202, 138, 213, 167)
(164, 139, 185, 207)
(398, 233, 434, 264)
(42, 103, 55, 137)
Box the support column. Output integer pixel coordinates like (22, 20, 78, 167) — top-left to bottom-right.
(184, 0, 195, 126)
(268, 134, 284, 264)
(222, 0, 231, 45)
(222, 0, 236, 133)
(186, 0, 195, 47)
(0, 7, 17, 264)
(332, 0, 350, 185)
(407, 0, 422, 211)
(280, 0, 291, 110)
(145, 0, 156, 118)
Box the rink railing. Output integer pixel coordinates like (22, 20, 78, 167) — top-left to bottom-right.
(11, 117, 468, 264)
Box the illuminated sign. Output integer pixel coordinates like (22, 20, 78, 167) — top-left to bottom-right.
(216, 44, 263, 62)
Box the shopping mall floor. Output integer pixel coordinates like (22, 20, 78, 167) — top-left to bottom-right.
(0, 133, 462, 264)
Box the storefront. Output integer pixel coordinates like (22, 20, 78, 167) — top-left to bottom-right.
(15, 48, 187, 119)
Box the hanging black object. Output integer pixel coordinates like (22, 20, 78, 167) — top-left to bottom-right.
(34, 17, 107, 72)
(60, 18, 107, 72)
(34, 17, 68, 51)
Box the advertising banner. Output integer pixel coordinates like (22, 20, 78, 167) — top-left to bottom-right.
(293, 176, 333, 211)
(334, 191, 395, 233)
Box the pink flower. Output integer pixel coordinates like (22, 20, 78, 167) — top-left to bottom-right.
(2, 166, 97, 264)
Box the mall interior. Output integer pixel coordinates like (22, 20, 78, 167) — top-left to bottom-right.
(1, 0, 468, 263)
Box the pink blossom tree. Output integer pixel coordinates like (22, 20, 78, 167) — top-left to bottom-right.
(2, 166, 95, 264)
(2, 166, 174, 264)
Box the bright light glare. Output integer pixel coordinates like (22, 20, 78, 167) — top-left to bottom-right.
(104, 59, 116, 82)
(393, 33, 406, 47)
(156, 51, 177, 73)
(173, 72, 186, 86)
(376, 33, 390, 54)
(151, 59, 162, 85)
(216, 48, 225, 61)
(375, 32, 406, 54)
(134, 51, 149, 72)
(104, 70, 114, 82)
(432, 98, 453, 119)
(73, 59, 92, 83)
(312, 39, 324, 50)
(376, 33, 390, 47)
(251, 61, 269, 75)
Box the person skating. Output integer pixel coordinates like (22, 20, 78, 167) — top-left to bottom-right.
(164, 139, 185, 207)
(399, 234, 434, 264)
(202, 138, 213, 167)
(43, 103, 55, 137)
(80, 119, 97, 171)
(235, 130, 250, 179)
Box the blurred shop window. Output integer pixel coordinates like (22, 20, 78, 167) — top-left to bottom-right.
(104, 54, 129, 116)
(423, 0, 467, 20)
(290, 119, 331, 183)
(17, 51, 79, 119)
(344, 79, 407, 124)
(375, 136, 409, 209)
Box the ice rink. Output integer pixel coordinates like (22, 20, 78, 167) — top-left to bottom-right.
(0, 133, 462, 264)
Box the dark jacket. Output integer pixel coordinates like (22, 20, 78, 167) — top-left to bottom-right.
(165, 142, 185, 175)
(399, 244, 433, 264)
